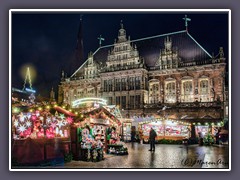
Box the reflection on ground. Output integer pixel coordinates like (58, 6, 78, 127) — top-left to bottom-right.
(64, 143, 229, 169)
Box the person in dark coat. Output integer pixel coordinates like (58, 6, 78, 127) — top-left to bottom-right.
(131, 129, 136, 142)
(149, 127, 157, 151)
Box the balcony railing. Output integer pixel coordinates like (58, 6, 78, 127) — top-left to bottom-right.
(144, 101, 222, 109)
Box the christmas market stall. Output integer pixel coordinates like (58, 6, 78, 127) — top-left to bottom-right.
(72, 106, 128, 161)
(136, 116, 191, 142)
(135, 113, 225, 145)
(11, 105, 76, 166)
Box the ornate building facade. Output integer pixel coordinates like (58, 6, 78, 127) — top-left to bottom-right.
(58, 21, 227, 125)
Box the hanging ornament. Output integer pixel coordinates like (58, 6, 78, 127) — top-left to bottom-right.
(50, 122, 57, 129)
(31, 113, 37, 121)
(55, 111, 59, 117)
(59, 113, 65, 120)
(46, 117, 52, 124)
(13, 120, 19, 127)
(19, 113, 25, 123)
(17, 124, 26, 133)
(25, 120, 32, 127)
(57, 120, 64, 128)
(66, 117, 73, 124)
(36, 111, 40, 117)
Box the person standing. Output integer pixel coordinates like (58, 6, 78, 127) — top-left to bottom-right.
(139, 128, 143, 144)
(149, 127, 157, 151)
(131, 128, 136, 142)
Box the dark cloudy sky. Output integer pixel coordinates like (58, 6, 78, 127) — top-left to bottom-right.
(11, 11, 229, 98)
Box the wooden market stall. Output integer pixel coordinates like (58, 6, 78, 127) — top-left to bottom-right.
(12, 106, 76, 166)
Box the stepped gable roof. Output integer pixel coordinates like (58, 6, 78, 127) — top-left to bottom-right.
(72, 30, 212, 77)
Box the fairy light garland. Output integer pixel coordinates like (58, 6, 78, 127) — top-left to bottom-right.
(13, 104, 225, 127)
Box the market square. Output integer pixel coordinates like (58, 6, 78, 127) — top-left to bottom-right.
(10, 10, 230, 170)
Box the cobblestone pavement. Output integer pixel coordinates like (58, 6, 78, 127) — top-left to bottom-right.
(64, 143, 229, 169)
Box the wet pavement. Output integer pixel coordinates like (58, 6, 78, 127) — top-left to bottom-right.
(64, 143, 229, 169)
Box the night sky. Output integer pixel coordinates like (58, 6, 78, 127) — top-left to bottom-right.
(11, 11, 228, 98)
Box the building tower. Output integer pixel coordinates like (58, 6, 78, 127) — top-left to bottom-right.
(50, 87, 56, 103)
(68, 16, 84, 76)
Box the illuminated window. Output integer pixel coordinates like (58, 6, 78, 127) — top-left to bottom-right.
(199, 79, 209, 102)
(128, 77, 135, 90)
(121, 78, 126, 91)
(165, 81, 176, 103)
(108, 79, 113, 92)
(181, 80, 193, 102)
(115, 79, 121, 91)
(129, 96, 135, 109)
(104, 80, 108, 92)
(116, 96, 120, 106)
(226, 106, 228, 116)
(135, 95, 141, 109)
(121, 96, 126, 109)
(149, 83, 159, 104)
(135, 77, 141, 90)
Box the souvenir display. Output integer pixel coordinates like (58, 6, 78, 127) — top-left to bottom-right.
(140, 120, 190, 140)
(12, 109, 73, 140)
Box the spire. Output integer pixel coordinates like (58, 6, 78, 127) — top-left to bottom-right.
(61, 70, 65, 80)
(69, 15, 84, 76)
(76, 15, 84, 58)
(219, 47, 224, 58)
(88, 51, 94, 65)
(120, 20, 124, 29)
(50, 87, 55, 102)
(182, 15, 191, 32)
(164, 36, 172, 51)
(118, 20, 127, 43)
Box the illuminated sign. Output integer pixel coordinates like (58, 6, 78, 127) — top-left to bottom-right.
(72, 97, 107, 107)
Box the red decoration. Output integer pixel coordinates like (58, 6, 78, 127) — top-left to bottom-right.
(54, 106, 77, 117)
(66, 117, 73, 124)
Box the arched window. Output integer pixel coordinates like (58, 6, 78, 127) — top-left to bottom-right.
(181, 80, 193, 102)
(199, 79, 209, 102)
(165, 81, 176, 103)
(149, 81, 159, 104)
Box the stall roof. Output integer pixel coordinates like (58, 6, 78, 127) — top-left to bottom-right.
(84, 106, 121, 125)
(53, 106, 77, 117)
